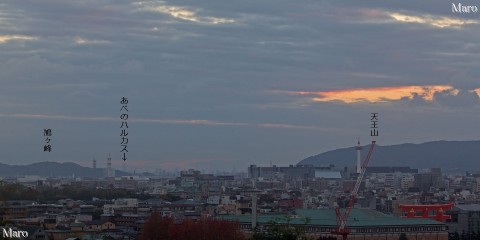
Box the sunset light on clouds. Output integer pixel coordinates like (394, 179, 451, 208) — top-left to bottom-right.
(0, 35, 36, 44)
(296, 85, 459, 103)
(388, 12, 479, 28)
(474, 88, 480, 97)
(136, 1, 235, 25)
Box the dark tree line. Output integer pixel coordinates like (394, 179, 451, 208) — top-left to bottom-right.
(0, 183, 147, 201)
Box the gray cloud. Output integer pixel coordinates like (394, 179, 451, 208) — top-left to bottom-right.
(433, 89, 480, 107)
(1, 0, 480, 170)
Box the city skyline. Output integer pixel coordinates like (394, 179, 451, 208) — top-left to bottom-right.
(1, 0, 480, 171)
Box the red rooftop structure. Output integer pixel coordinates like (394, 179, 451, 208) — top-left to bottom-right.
(399, 203, 454, 222)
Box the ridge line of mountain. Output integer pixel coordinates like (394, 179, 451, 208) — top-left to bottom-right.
(297, 140, 480, 172)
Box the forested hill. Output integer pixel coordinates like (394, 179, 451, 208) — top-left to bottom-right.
(297, 140, 480, 172)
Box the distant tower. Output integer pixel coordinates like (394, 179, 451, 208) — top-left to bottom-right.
(93, 159, 97, 169)
(106, 154, 115, 178)
(356, 138, 362, 174)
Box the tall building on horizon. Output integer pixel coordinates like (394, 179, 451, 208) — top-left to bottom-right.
(106, 154, 115, 178)
(356, 138, 362, 174)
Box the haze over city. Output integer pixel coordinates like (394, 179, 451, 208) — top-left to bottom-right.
(1, 0, 480, 171)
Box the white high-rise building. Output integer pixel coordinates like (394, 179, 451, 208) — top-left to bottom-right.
(356, 138, 362, 174)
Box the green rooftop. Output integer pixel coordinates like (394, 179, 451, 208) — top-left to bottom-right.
(218, 208, 444, 227)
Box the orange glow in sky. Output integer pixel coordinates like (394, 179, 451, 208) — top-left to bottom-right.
(474, 88, 480, 97)
(298, 85, 457, 103)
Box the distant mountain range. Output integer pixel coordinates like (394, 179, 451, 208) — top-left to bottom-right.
(1, 140, 478, 177)
(297, 140, 480, 172)
(0, 161, 130, 178)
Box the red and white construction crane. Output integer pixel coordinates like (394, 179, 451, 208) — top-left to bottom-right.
(331, 141, 376, 240)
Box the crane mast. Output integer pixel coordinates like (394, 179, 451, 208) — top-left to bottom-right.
(332, 140, 376, 240)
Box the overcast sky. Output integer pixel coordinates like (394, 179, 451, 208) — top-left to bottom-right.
(1, 0, 480, 172)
